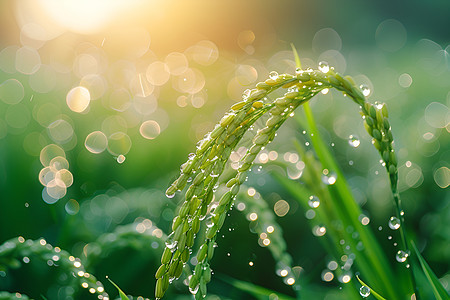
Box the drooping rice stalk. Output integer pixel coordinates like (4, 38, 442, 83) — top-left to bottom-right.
(154, 59, 419, 299)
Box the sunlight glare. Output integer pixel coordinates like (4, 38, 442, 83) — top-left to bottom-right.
(33, 0, 138, 34)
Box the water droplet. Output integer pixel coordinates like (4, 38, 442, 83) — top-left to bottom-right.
(165, 191, 175, 199)
(396, 250, 408, 262)
(116, 154, 126, 164)
(388, 216, 400, 230)
(321, 88, 329, 95)
(308, 195, 320, 208)
(285, 277, 295, 285)
(287, 86, 299, 93)
(321, 172, 337, 185)
(165, 240, 177, 250)
(269, 71, 278, 80)
(360, 286, 371, 297)
(375, 102, 383, 110)
(189, 284, 199, 295)
(313, 225, 326, 236)
(360, 85, 370, 97)
(348, 135, 361, 148)
(318, 61, 330, 73)
(295, 68, 302, 74)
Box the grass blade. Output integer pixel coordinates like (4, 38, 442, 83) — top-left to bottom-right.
(290, 43, 302, 69)
(411, 241, 449, 300)
(297, 106, 401, 299)
(356, 275, 387, 300)
(217, 274, 296, 300)
(107, 277, 130, 300)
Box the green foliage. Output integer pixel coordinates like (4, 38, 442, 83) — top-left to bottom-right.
(356, 275, 387, 300)
(0, 292, 31, 300)
(0, 237, 107, 299)
(0, 43, 447, 300)
(218, 274, 296, 300)
(107, 277, 131, 300)
(154, 55, 425, 299)
(411, 241, 450, 300)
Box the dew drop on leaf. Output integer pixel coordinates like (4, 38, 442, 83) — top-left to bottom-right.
(348, 135, 360, 148)
(359, 285, 370, 297)
(116, 154, 126, 164)
(360, 84, 370, 97)
(308, 195, 320, 208)
(189, 285, 199, 295)
(388, 216, 400, 230)
(269, 71, 278, 80)
(318, 61, 330, 73)
(396, 250, 408, 262)
(321, 172, 337, 185)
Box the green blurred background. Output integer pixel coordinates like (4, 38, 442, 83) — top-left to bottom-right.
(0, 0, 448, 299)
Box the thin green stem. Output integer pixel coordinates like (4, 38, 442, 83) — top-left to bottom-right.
(393, 189, 420, 299)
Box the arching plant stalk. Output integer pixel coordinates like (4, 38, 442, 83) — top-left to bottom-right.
(154, 59, 418, 299)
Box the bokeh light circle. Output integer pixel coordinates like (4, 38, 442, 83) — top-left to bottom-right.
(65, 199, 80, 215)
(235, 65, 258, 86)
(165, 52, 188, 75)
(190, 40, 219, 66)
(107, 132, 132, 156)
(45, 178, 67, 200)
(108, 88, 131, 112)
(5, 104, 30, 129)
(85, 131, 108, 154)
(66, 86, 91, 113)
(146, 61, 170, 86)
(312, 28, 342, 53)
(40, 144, 65, 167)
(47, 119, 74, 143)
(16, 46, 41, 74)
(0, 79, 25, 104)
(49, 156, 69, 171)
(376, 19, 407, 52)
(140, 120, 161, 139)
(56, 169, 74, 187)
(424, 102, 449, 129)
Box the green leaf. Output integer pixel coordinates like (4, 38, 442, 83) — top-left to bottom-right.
(356, 275, 387, 300)
(107, 277, 130, 300)
(411, 241, 449, 300)
(290, 43, 302, 69)
(217, 274, 296, 300)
